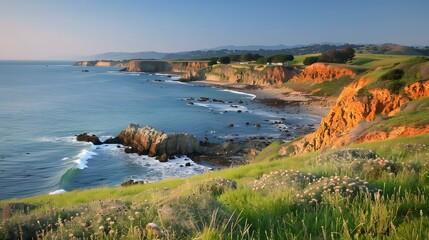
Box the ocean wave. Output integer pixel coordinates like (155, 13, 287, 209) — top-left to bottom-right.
(221, 89, 256, 100)
(49, 189, 67, 195)
(165, 80, 189, 85)
(35, 136, 77, 144)
(73, 149, 97, 169)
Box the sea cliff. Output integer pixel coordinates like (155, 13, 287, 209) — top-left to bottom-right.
(74, 60, 127, 67)
(126, 60, 209, 80)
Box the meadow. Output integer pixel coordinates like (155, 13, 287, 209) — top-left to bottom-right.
(1, 133, 429, 239)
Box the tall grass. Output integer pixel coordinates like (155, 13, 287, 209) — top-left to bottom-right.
(1, 134, 429, 239)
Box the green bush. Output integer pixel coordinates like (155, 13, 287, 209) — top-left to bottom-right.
(379, 69, 404, 81)
(303, 56, 319, 65)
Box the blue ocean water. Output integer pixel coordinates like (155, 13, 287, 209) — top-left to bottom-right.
(0, 61, 320, 199)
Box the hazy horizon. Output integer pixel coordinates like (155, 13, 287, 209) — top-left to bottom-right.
(1, 0, 428, 60)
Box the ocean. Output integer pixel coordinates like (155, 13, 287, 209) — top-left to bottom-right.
(0, 61, 320, 200)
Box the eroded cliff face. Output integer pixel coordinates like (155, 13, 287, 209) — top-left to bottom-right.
(126, 60, 209, 80)
(118, 124, 200, 161)
(290, 63, 355, 83)
(280, 79, 429, 155)
(205, 65, 299, 86)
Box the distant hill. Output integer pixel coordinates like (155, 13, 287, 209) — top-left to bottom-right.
(357, 43, 428, 55)
(85, 51, 167, 61)
(82, 43, 429, 61)
(162, 44, 363, 60)
(205, 44, 300, 51)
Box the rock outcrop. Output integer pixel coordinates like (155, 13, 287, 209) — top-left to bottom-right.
(280, 79, 429, 155)
(126, 60, 209, 80)
(290, 63, 355, 83)
(205, 65, 299, 86)
(76, 133, 102, 145)
(118, 124, 200, 161)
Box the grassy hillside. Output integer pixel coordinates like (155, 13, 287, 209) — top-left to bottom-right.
(2, 134, 429, 239)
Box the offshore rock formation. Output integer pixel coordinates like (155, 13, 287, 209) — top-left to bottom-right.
(118, 124, 200, 162)
(280, 79, 429, 155)
(126, 60, 209, 80)
(204, 65, 299, 86)
(76, 133, 102, 145)
(77, 124, 271, 163)
(290, 63, 355, 83)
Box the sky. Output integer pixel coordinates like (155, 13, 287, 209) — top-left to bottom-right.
(0, 0, 428, 60)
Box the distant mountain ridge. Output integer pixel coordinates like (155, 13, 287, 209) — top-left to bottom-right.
(86, 51, 167, 61)
(83, 43, 429, 61)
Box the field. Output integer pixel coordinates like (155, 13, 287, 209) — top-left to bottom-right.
(2, 134, 429, 239)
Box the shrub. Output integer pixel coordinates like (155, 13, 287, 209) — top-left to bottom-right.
(303, 56, 319, 65)
(218, 56, 230, 64)
(379, 69, 404, 81)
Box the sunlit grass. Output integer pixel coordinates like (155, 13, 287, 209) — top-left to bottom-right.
(1, 134, 429, 239)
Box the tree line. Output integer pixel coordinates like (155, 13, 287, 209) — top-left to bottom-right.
(210, 53, 294, 65)
(303, 47, 355, 65)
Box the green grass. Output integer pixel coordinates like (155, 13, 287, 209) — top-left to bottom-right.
(357, 57, 429, 97)
(2, 134, 429, 239)
(283, 75, 354, 98)
(312, 76, 354, 97)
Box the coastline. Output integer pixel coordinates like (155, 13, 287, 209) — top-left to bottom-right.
(194, 79, 331, 118)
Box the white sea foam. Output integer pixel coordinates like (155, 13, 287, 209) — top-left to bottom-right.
(99, 135, 115, 142)
(192, 102, 249, 113)
(74, 149, 97, 169)
(165, 80, 189, 85)
(221, 89, 256, 100)
(193, 102, 210, 108)
(35, 136, 77, 144)
(49, 189, 67, 195)
(130, 155, 211, 179)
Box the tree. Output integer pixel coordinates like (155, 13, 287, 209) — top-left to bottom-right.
(218, 56, 230, 64)
(256, 57, 267, 64)
(319, 47, 355, 63)
(229, 55, 241, 62)
(208, 57, 218, 65)
(303, 56, 319, 65)
(240, 53, 263, 62)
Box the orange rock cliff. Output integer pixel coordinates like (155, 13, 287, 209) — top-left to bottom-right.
(280, 79, 429, 155)
(290, 63, 355, 83)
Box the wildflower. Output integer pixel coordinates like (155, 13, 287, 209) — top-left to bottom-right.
(69, 233, 74, 238)
(109, 230, 115, 235)
(99, 226, 105, 231)
(109, 221, 115, 226)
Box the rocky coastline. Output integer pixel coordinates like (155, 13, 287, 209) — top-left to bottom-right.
(76, 123, 274, 166)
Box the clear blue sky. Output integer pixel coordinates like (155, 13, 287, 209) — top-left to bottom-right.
(1, 0, 428, 59)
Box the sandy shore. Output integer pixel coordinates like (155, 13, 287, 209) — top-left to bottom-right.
(194, 80, 331, 118)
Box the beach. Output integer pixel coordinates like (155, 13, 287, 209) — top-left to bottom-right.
(195, 79, 331, 118)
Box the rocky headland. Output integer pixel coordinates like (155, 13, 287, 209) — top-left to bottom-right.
(74, 60, 127, 67)
(126, 60, 209, 80)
